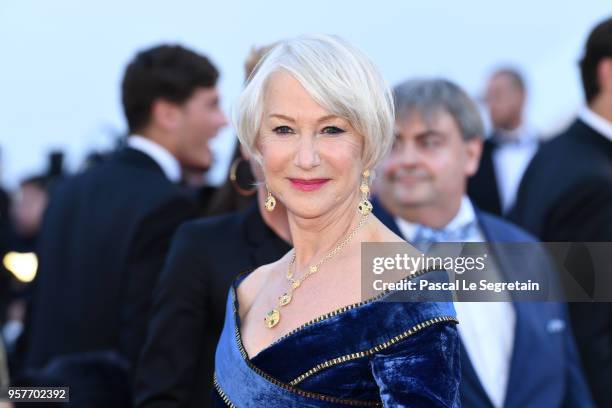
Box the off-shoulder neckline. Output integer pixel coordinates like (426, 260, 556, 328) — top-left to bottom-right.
(231, 265, 447, 361)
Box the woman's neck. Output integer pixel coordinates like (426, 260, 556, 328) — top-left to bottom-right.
(288, 191, 366, 271)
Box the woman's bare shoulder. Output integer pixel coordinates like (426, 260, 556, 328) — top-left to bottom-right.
(370, 215, 406, 243)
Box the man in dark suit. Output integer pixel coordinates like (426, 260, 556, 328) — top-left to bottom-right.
(24, 44, 228, 371)
(510, 17, 612, 406)
(134, 195, 291, 407)
(468, 68, 539, 217)
(375, 78, 592, 407)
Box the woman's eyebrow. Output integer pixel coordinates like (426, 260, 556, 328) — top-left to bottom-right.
(268, 113, 295, 122)
(416, 129, 445, 138)
(268, 113, 343, 124)
(317, 114, 341, 123)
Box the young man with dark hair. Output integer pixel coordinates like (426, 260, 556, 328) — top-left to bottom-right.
(511, 17, 612, 406)
(24, 44, 227, 374)
(122, 45, 224, 174)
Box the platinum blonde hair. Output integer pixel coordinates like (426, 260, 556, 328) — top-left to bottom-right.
(233, 34, 395, 171)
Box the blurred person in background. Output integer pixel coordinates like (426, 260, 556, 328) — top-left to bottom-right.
(511, 16, 612, 406)
(181, 166, 218, 216)
(14, 351, 131, 408)
(2, 152, 65, 373)
(22, 44, 227, 381)
(10, 176, 48, 251)
(182, 45, 279, 218)
(134, 43, 291, 408)
(203, 142, 257, 217)
(2, 175, 49, 368)
(204, 44, 277, 217)
(374, 78, 593, 407)
(10, 151, 65, 253)
(10, 151, 65, 248)
(468, 68, 539, 217)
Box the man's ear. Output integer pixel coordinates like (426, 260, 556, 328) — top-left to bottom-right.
(598, 57, 612, 94)
(464, 137, 484, 177)
(150, 99, 181, 131)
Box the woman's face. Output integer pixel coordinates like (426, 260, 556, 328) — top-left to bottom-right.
(257, 71, 364, 220)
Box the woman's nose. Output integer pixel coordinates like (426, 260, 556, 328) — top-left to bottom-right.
(294, 135, 321, 169)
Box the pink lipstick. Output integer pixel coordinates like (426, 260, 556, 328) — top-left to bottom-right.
(289, 178, 330, 192)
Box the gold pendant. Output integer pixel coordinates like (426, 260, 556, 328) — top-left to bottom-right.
(265, 309, 280, 328)
(279, 293, 292, 306)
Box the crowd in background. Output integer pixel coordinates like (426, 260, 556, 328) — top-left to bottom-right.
(0, 15, 610, 408)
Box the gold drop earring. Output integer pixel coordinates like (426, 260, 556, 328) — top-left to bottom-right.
(358, 169, 373, 216)
(265, 184, 276, 212)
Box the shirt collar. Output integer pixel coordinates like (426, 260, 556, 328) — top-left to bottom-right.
(126, 135, 182, 183)
(492, 123, 538, 146)
(578, 107, 612, 143)
(394, 195, 477, 242)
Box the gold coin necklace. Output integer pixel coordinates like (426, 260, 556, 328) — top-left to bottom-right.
(264, 213, 370, 328)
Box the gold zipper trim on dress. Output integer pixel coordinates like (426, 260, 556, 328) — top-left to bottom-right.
(213, 374, 237, 408)
(289, 315, 459, 386)
(264, 265, 441, 349)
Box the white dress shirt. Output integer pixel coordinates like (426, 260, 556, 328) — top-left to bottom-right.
(578, 106, 612, 142)
(126, 135, 182, 183)
(491, 125, 539, 214)
(395, 196, 516, 408)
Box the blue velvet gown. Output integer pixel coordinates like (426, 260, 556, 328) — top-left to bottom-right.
(213, 268, 461, 407)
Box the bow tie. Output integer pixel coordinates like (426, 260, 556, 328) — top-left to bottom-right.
(412, 221, 477, 252)
(490, 133, 522, 146)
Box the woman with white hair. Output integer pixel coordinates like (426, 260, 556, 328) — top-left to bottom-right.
(213, 35, 460, 407)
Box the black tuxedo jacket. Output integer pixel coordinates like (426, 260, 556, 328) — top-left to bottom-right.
(134, 203, 291, 408)
(468, 137, 540, 217)
(468, 138, 504, 216)
(24, 147, 198, 370)
(510, 119, 612, 407)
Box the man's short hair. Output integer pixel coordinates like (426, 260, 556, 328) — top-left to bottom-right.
(580, 17, 612, 104)
(393, 78, 484, 140)
(491, 67, 526, 92)
(121, 44, 219, 133)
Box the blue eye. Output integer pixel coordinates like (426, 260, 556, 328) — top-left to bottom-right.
(322, 126, 345, 135)
(273, 126, 293, 134)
